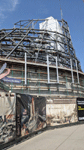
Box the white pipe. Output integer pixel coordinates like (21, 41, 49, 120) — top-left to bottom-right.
(25, 52, 27, 85)
(56, 57, 59, 83)
(75, 60, 79, 84)
(70, 59, 74, 83)
(47, 55, 50, 83)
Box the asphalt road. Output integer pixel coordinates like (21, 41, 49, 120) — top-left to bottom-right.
(8, 124, 84, 150)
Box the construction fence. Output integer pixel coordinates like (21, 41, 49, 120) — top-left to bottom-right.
(0, 93, 46, 147)
(0, 92, 84, 148)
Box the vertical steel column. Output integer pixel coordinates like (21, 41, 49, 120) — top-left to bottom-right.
(11, 66, 13, 92)
(66, 76, 68, 95)
(47, 55, 50, 83)
(70, 59, 74, 83)
(48, 85, 51, 94)
(25, 52, 27, 85)
(83, 80, 84, 97)
(28, 71, 29, 93)
(56, 57, 59, 83)
(38, 70, 40, 94)
(22, 66, 23, 93)
(75, 60, 79, 84)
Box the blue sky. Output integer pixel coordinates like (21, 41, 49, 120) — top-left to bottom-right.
(0, 0, 84, 72)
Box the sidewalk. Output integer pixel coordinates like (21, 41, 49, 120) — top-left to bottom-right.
(8, 124, 84, 150)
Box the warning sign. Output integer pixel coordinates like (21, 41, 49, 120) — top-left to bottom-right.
(77, 98, 84, 121)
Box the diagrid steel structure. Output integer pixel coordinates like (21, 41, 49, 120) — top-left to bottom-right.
(0, 18, 82, 71)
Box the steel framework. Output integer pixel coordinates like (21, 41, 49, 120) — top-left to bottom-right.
(0, 18, 82, 71)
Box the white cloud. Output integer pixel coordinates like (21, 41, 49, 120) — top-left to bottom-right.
(12, 0, 19, 10)
(8, 0, 19, 11)
(0, 0, 19, 22)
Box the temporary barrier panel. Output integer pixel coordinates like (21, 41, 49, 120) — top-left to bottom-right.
(0, 92, 46, 147)
(0, 93, 16, 145)
(16, 94, 46, 137)
(46, 98, 78, 126)
(77, 97, 84, 121)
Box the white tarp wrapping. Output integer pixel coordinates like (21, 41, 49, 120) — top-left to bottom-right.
(39, 16, 64, 52)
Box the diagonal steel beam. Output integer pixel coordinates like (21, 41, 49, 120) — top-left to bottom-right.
(0, 29, 16, 41)
(5, 29, 33, 58)
(0, 48, 8, 55)
(5, 20, 39, 58)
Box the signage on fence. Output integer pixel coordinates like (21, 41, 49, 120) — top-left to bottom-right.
(0, 69, 10, 79)
(0, 63, 7, 75)
(77, 98, 84, 121)
(0, 63, 21, 84)
(2, 77, 21, 83)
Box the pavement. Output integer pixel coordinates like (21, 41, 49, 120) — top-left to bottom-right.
(8, 124, 84, 150)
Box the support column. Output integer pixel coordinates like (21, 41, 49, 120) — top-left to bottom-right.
(11, 65, 13, 92)
(70, 59, 74, 83)
(66, 76, 68, 95)
(47, 55, 50, 83)
(75, 60, 79, 84)
(22, 66, 23, 93)
(38, 70, 40, 94)
(28, 70, 29, 93)
(25, 52, 27, 85)
(56, 57, 59, 83)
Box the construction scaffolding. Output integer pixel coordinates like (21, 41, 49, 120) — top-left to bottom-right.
(0, 17, 83, 98)
(0, 17, 81, 71)
(0, 17, 84, 148)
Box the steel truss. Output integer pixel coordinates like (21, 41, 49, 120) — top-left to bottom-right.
(0, 18, 82, 71)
